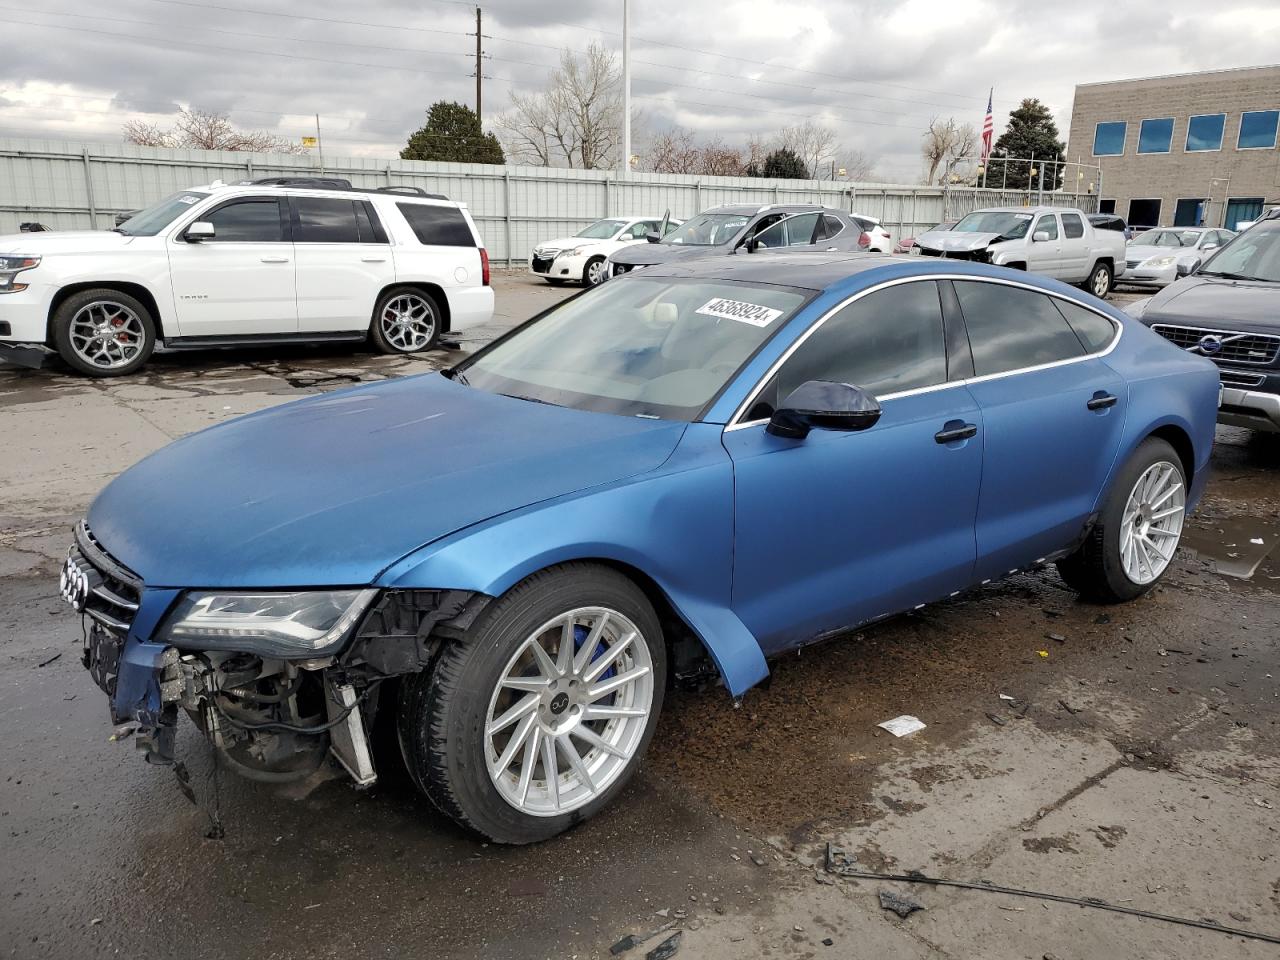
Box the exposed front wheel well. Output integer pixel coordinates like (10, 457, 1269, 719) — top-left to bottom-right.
(47, 281, 165, 344)
(374, 281, 452, 333)
(1004, 261, 1027, 271)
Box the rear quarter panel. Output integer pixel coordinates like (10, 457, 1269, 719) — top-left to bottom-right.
(1102, 315, 1218, 509)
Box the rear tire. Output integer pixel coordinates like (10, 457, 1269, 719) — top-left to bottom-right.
(398, 563, 667, 844)
(52, 288, 155, 377)
(1056, 437, 1186, 602)
(1085, 261, 1113, 298)
(370, 287, 441, 354)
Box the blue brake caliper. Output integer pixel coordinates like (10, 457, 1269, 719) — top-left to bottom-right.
(573, 624, 616, 700)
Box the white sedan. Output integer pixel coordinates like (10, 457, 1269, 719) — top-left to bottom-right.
(1122, 227, 1234, 289)
(530, 217, 680, 287)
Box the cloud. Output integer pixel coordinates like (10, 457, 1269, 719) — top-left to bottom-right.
(0, 0, 1274, 178)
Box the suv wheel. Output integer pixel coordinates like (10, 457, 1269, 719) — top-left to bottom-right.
(398, 563, 666, 844)
(1057, 437, 1186, 602)
(52, 288, 156, 377)
(370, 288, 441, 354)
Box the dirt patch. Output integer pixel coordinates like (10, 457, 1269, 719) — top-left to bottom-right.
(1022, 834, 1079, 854)
(1089, 824, 1127, 849)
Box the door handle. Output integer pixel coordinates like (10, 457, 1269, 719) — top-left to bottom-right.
(260, 256, 290, 263)
(934, 422, 978, 444)
(1087, 392, 1118, 410)
(361, 256, 388, 263)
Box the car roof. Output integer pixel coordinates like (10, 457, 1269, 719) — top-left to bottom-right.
(702, 203, 834, 216)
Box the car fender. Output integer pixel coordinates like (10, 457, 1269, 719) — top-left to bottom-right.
(43, 246, 177, 333)
(375, 423, 770, 696)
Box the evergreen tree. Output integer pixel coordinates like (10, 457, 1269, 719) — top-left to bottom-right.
(402, 101, 504, 164)
(761, 147, 808, 179)
(984, 98, 1065, 190)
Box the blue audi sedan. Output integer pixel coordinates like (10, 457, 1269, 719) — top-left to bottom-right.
(63, 255, 1218, 843)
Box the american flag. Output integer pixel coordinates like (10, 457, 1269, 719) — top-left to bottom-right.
(981, 88, 994, 161)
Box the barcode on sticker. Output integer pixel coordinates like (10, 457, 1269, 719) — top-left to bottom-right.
(695, 297, 783, 327)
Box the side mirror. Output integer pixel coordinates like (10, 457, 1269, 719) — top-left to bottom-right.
(1201, 243, 1218, 252)
(1032, 230, 1050, 243)
(767, 381, 882, 439)
(744, 235, 761, 254)
(645, 231, 661, 244)
(1176, 257, 1201, 278)
(184, 221, 215, 242)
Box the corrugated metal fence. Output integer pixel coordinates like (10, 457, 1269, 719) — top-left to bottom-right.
(0, 139, 1099, 263)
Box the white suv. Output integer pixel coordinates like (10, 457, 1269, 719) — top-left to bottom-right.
(0, 177, 494, 376)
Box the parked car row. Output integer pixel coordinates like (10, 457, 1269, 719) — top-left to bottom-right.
(0, 177, 493, 376)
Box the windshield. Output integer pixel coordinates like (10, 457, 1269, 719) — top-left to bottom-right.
(950, 211, 1033, 240)
(1198, 222, 1280, 282)
(663, 213, 751, 246)
(1131, 229, 1200, 248)
(576, 219, 627, 240)
(114, 191, 209, 236)
(453, 276, 809, 420)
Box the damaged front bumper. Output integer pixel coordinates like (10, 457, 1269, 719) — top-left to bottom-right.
(64, 521, 491, 787)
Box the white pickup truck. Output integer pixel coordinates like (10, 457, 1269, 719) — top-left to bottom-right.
(914, 206, 1127, 298)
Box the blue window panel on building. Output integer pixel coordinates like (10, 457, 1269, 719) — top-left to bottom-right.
(1093, 121, 1126, 156)
(1138, 118, 1175, 154)
(1238, 111, 1279, 149)
(1224, 198, 1264, 231)
(1185, 114, 1225, 151)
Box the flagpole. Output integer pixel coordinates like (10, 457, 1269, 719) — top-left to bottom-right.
(981, 87, 992, 190)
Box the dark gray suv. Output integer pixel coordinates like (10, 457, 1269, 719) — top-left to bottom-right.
(608, 204, 869, 276)
(1130, 213, 1280, 433)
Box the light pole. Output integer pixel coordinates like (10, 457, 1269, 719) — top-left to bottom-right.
(620, 0, 631, 179)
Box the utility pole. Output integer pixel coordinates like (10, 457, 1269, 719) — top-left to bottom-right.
(474, 7, 483, 122)
(315, 114, 324, 174)
(620, 0, 631, 178)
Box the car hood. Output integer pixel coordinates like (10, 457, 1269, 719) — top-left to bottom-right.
(0, 230, 135, 255)
(610, 242, 726, 267)
(914, 230, 1003, 252)
(1141, 275, 1280, 335)
(87, 374, 686, 588)
(534, 235, 597, 252)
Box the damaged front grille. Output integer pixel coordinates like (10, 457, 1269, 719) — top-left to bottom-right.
(69, 521, 142, 635)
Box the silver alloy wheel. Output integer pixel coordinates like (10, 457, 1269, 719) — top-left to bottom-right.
(68, 301, 146, 370)
(1092, 266, 1110, 297)
(380, 293, 437, 351)
(485, 606, 654, 817)
(585, 259, 608, 286)
(1119, 460, 1185, 585)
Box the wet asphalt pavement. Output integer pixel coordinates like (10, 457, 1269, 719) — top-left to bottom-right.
(1, 275, 1278, 959)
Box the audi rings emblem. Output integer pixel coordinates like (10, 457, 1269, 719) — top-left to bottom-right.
(60, 555, 91, 612)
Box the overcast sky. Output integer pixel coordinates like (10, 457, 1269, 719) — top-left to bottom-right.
(3, 0, 1279, 181)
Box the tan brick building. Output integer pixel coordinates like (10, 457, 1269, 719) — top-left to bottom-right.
(1065, 64, 1280, 231)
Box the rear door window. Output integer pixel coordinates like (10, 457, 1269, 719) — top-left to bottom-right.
(354, 201, 388, 244)
(782, 213, 819, 246)
(1061, 213, 1085, 239)
(396, 203, 475, 246)
(814, 214, 845, 241)
(954, 281, 1086, 376)
(1052, 299, 1117, 353)
(294, 197, 361, 243)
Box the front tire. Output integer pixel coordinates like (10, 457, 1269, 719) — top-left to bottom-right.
(1085, 261, 1113, 298)
(1056, 438, 1186, 602)
(52, 289, 155, 377)
(583, 257, 608, 287)
(398, 563, 667, 844)
(370, 288, 441, 354)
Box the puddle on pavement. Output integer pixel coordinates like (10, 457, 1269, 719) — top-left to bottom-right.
(1181, 516, 1280, 579)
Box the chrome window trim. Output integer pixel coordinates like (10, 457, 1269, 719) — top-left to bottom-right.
(722, 274, 1123, 432)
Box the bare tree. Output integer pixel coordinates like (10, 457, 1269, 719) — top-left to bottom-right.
(836, 149, 877, 182)
(921, 117, 978, 184)
(123, 108, 303, 153)
(698, 136, 745, 176)
(496, 42, 622, 169)
(646, 126, 702, 173)
(777, 120, 839, 178)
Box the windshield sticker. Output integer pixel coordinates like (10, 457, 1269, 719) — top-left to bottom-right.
(1013, 213, 1032, 220)
(178, 196, 201, 204)
(695, 297, 783, 327)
